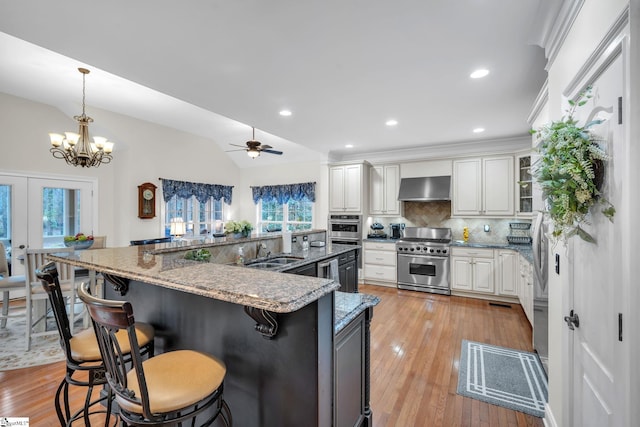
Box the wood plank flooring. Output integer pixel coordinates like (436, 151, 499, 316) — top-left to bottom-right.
(0, 285, 544, 426)
(362, 284, 544, 427)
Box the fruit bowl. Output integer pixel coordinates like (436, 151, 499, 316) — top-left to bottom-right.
(64, 239, 94, 250)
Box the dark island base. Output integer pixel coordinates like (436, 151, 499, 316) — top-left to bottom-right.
(106, 279, 334, 427)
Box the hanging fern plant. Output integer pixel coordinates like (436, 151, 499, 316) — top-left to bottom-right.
(531, 86, 615, 243)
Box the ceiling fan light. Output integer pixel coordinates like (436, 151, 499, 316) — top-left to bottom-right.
(247, 149, 260, 158)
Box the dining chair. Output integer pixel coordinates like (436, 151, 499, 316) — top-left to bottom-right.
(24, 247, 76, 350)
(0, 242, 26, 329)
(89, 235, 106, 249)
(75, 235, 107, 301)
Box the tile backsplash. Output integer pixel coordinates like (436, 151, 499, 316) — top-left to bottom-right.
(368, 201, 531, 244)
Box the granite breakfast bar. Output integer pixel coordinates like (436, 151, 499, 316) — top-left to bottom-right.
(49, 241, 378, 427)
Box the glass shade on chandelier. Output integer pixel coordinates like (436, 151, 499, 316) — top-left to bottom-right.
(49, 68, 114, 168)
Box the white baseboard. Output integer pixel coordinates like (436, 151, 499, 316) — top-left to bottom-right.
(543, 403, 558, 427)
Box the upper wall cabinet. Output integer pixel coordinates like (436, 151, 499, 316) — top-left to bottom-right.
(515, 153, 532, 218)
(329, 162, 369, 213)
(452, 156, 514, 217)
(369, 164, 401, 216)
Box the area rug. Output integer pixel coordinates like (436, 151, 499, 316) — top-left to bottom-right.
(0, 308, 65, 371)
(457, 340, 548, 418)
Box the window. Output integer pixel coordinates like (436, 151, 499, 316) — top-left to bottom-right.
(160, 178, 233, 237)
(165, 196, 225, 236)
(42, 188, 81, 238)
(258, 198, 313, 232)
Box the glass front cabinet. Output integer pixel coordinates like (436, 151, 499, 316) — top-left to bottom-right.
(516, 154, 532, 217)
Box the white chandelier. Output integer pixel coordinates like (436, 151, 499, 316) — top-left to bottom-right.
(49, 68, 114, 168)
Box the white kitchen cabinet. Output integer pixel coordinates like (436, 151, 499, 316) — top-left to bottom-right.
(497, 250, 518, 297)
(452, 159, 482, 216)
(363, 240, 396, 286)
(450, 247, 495, 294)
(518, 254, 533, 326)
(452, 156, 514, 217)
(515, 153, 533, 218)
(329, 163, 367, 213)
(369, 164, 401, 216)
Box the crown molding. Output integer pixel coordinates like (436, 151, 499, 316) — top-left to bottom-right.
(332, 135, 532, 164)
(542, 0, 585, 70)
(528, 79, 549, 125)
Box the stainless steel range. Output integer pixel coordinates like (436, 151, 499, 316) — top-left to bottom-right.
(396, 227, 452, 295)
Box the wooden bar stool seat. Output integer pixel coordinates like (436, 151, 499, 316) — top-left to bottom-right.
(78, 282, 231, 427)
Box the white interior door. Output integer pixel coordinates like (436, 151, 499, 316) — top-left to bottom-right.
(0, 175, 28, 275)
(27, 178, 94, 249)
(567, 50, 628, 427)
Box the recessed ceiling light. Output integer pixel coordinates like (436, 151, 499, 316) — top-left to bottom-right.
(470, 69, 490, 79)
(279, 109, 292, 116)
(345, 144, 354, 148)
(473, 127, 485, 133)
(385, 119, 398, 127)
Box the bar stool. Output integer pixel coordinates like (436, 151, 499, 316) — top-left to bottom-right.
(77, 282, 232, 427)
(37, 261, 155, 426)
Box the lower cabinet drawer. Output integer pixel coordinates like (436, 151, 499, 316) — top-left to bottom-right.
(363, 250, 396, 266)
(364, 264, 396, 281)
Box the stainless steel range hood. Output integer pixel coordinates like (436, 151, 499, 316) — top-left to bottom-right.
(397, 176, 451, 201)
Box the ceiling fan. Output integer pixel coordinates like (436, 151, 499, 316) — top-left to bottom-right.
(227, 127, 283, 158)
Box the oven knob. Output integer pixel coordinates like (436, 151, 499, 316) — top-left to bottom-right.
(436, 249, 441, 253)
(410, 248, 414, 251)
(429, 249, 434, 253)
(442, 249, 448, 254)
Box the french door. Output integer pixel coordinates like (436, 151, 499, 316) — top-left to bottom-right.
(0, 174, 95, 276)
(0, 176, 28, 275)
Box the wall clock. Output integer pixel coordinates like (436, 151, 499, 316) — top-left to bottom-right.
(138, 182, 157, 219)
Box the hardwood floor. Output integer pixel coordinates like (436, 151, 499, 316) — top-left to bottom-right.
(362, 284, 544, 427)
(0, 285, 544, 426)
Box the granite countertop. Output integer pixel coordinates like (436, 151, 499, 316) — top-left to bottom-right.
(47, 242, 360, 314)
(451, 240, 533, 263)
(334, 291, 380, 333)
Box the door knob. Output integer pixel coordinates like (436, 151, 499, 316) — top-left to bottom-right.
(564, 309, 580, 330)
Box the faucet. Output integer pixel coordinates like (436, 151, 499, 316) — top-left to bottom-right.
(256, 242, 271, 258)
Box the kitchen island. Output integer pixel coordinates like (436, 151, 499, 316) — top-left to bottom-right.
(49, 240, 378, 427)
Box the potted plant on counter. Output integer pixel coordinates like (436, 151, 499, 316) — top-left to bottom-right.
(224, 220, 253, 238)
(531, 86, 615, 243)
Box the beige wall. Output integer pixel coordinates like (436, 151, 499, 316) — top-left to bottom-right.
(0, 92, 329, 247)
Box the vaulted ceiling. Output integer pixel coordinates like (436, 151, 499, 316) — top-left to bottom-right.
(0, 1, 551, 168)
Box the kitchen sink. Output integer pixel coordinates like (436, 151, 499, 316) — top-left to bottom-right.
(245, 262, 283, 270)
(245, 255, 304, 267)
(264, 256, 304, 264)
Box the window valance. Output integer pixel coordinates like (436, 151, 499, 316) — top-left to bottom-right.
(251, 182, 316, 204)
(161, 178, 233, 204)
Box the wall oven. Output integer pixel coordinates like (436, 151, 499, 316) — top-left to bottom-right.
(396, 227, 452, 295)
(328, 214, 362, 267)
(328, 214, 362, 240)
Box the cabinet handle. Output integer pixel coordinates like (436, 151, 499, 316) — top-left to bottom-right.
(376, 272, 384, 275)
(375, 257, 384, 261)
